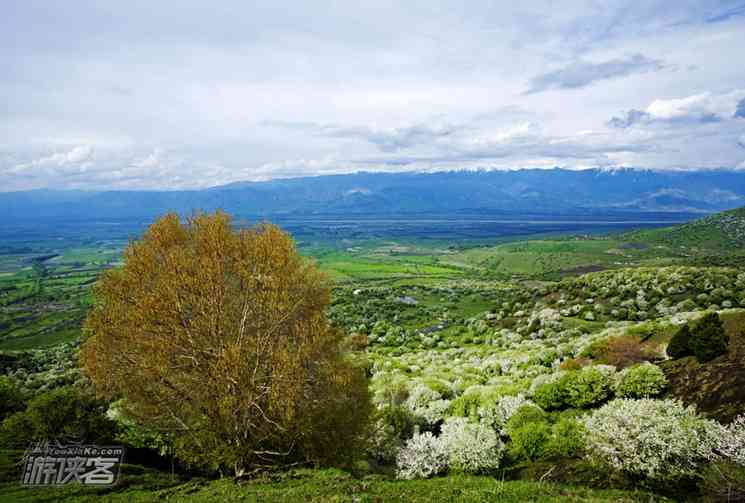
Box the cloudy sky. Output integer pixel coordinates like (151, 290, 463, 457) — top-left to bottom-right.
(2, 0, 745, 190)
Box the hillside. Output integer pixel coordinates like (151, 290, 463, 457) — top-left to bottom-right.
(624, 205, 745, 252)
(2, 168, 745, 220)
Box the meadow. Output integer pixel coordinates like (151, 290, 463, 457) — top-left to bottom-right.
(1, 211, 745, 501)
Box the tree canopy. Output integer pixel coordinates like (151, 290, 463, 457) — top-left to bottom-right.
(81, 212, 370, 475)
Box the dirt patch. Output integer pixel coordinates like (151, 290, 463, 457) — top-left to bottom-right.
(661, 356, 745, 423)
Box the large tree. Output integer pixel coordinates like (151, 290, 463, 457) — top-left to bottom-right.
(81, 212, 370, 475)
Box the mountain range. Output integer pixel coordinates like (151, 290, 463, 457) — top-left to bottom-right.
(3, 168, 745, 221)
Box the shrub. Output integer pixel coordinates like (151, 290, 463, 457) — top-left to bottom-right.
(439, 418, 503, 474)
(0, 376, 25, 422)
(717, 414, 745, 467)
(422, 378, 454, 399)
(559, 357, 590, 371)
(532, 381, 565, 411)
(584, 398, 721, 480)
(509, 421, 552, 461)
(81, 213, 371, 475)
(546, 417, 586, 458)
(0, 387, 116, 449)
(689, 312, 728, 362)
(505, 404, 548, 434)
(396, 432, 448, 480)
(666, 324, 692, 358)
(561, 368, 612, 409)
(449, 393, 482, 419)
(379, 405, 425, 442)
(478, 394, 534, 434)
(368, 417, 403, 464)
(405, 385, 450, 425)
(532, 368, 611, 410)
(613, 363, 667, 399)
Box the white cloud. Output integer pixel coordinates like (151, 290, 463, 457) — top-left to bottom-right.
(609, 90, 745, 127)
(8, 145, 94, 174)
(1, 1, 745, 189)
(130, 149, 162, 169)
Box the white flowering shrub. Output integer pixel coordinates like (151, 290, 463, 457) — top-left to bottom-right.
(405, 384, 450, 424)
(478, 394, 535, 434)
(717, 415, 745, 467)
(395, 431, 448, 480)
(585, 398, 722, 480)
(439, 417, 503, 474)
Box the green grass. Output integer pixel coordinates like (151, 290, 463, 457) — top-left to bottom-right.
(442, 239, 632, 279)
(0, 467, 670, 502)
(0, 328, 80, 351)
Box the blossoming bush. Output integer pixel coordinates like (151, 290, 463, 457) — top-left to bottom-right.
(439, 418, 503, 474)
(613, 363, 667, 399)
(584, 398, 722, 480)
(717, 414, 745, 467)
(396, 432, 448, 480)
(477, 394, 534, 433)
(405, 384, 451, 425)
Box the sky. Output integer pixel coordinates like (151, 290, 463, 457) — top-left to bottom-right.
(1, 0, 745, 191)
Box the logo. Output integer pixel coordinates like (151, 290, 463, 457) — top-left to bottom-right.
(21, 441, 125, 486)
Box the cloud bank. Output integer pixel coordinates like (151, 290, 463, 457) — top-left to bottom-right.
(1, 1, 745, 190)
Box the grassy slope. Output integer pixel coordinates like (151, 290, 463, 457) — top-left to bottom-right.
(0, 468, 669, 502)
(624, 206, 745, 251)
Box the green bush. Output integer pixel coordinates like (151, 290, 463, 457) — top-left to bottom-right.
(561, 368, 611, 409)
(509, 421, 552, 461)
(689, 312, 728, 362)
(546, 417, 586, 458)
(614, 363, 667, 399)
(0, 376, 25, 422)
(449, 393, 482, 419)
(666, 324, 692, 358)
(422, 379, 453, 399)
(0, 386, 117, 449)
(532, 381, 565, 411)
(533, 368, 611, 411)
(505, 405, 549, 434)
(380, 404, 425, 440)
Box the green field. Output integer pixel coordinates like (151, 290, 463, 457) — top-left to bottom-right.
(0, 468, 668, 502)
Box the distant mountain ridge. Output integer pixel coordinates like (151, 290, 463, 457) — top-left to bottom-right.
(2, 168, 745, 221)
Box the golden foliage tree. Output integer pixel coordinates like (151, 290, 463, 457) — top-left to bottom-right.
(81, 212, 370, 475)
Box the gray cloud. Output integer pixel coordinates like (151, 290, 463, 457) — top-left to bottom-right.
(266, 120, 460, 152)
(526, 54, 664, 94)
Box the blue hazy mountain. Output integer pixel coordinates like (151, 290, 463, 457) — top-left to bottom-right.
(2, 168, 745, 221)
